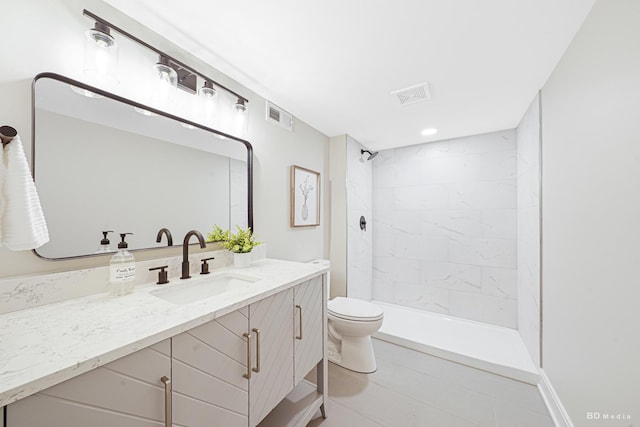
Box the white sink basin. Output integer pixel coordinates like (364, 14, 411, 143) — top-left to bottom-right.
(150, 272, 261, 304)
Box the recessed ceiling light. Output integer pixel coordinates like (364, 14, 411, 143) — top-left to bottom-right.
(421, 128, 438, 136)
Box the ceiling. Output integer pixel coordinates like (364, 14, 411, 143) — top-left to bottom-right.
(103, 0, 596, 150)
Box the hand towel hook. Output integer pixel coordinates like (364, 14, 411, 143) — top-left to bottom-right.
(0, 125, 17, 147)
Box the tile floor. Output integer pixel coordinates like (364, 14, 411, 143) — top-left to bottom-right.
(308, 339, 554, 427)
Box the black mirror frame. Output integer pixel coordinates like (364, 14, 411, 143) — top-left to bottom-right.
(31, 72, 253, 261)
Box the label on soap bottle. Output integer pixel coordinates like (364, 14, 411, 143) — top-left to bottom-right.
(110, 265, 136, 282)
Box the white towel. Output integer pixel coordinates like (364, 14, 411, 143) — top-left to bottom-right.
(1, 135, 49, 250)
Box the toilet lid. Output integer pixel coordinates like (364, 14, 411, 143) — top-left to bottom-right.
(328, 297, 384, 321)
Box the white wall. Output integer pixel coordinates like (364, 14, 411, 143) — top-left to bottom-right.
(516, 94, 541, 367)
(541, 0, 640, 422)
(346, 136, 373, 301)
(0, 0, 329, 279)
(372, 130, 518, 328)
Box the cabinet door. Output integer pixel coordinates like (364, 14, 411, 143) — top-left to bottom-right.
(293, 275, 325, 384)
(249, 288, 294, 426)
(7, 340, 171, 427)
(172, 307, 250, 427)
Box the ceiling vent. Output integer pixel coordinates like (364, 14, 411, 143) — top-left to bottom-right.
(265, 101, 293, 131)
(391, 82, 431, 106)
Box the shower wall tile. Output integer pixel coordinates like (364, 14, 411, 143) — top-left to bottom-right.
(372, 129, 518, 328)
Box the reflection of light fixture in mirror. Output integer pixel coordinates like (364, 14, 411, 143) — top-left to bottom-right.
(421, 128, 438, 136)
(70, 85, 103, 99)
(234, 98, 247, 113)
(133, 106, 158, 117)
(181, 122, 196, 129)
(84, 21, 118, 85)
(199, 81, 217, 99)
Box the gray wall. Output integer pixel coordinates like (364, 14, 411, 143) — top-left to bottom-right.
(541, 0, 640, 421)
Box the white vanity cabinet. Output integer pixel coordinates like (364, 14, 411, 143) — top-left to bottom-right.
(293, 275, 325, 385)
(248, 288, 295, 426)
(7, 339, 172, 427)
(171, 307, 250, 427)
(5, 273, 327, 427)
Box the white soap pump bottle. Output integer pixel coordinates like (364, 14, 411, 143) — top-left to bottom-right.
(109, 233, 136, 296)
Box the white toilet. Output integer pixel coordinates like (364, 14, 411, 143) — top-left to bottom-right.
(307, 259, 384, 374)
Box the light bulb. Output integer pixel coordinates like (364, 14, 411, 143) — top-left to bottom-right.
(83, 22, 118, 85)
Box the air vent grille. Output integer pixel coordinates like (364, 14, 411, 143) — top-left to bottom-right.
(268, 106, 281, 122)
(391, 82, 432, 106)
(265, 101, 293, 131)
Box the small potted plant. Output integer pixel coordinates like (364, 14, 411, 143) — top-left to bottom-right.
(222, 225, 262, 268)
(207, 224, 230, 243)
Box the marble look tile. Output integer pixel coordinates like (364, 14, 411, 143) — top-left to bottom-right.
(395, 284, 449, 313)
(372, 129, 519, 328)
(482, 266, 518, 299)
(450, 181, 517, 210)
(449, 237, 517, 269)
(420, 262, 483, 294)
(394, 184, 449, 210)
(374, 256, 422, 285)
(448, 291, 517, 328)
(482, 209, 517, 239)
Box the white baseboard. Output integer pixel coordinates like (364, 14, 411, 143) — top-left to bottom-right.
(538, 369, 574, 427)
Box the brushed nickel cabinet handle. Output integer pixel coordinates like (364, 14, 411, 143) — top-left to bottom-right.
(243, 332, 252, 379)
(295, 304, 303, 340)
(160, 376, 172, 427)
(252, 328, 261, 373)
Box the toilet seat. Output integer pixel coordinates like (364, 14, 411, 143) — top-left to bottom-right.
(328, 297, 384, 322)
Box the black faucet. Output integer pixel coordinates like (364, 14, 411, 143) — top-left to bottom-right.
(156, 228, 173, 246)
(181, 230, 207, 279)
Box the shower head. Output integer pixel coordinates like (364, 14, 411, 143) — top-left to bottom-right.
(360, 149, 379, 161)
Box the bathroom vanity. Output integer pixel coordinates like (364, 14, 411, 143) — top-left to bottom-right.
(0, 259, 328, 427)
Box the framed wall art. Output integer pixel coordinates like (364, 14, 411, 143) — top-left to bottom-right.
(290, 165, 320, 227)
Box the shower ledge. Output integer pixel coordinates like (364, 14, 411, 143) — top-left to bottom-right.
(372, 301, 538, 385)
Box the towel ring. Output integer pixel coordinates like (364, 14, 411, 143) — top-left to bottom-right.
(0, 125, 17, 146)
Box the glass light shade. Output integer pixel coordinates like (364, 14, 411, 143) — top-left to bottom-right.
(232, 98, 249, 138)
(234, 98, 247, 113)
(83, 24, 118, 86)
(152, 58, 178, 106)
(199, 82, 217, 99)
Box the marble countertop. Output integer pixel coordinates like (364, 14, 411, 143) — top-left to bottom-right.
(0, 258, 328, 407)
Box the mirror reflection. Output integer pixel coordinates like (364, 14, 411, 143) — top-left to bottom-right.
(33, 74, 251, 260)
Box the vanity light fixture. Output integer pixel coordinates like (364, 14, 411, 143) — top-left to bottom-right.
(199, 81, 217, 98)
(81, 9, 249, 113)
(83, 21, 118, 85)
(234, 98, 247, 113)
(153, 55, 178, 89)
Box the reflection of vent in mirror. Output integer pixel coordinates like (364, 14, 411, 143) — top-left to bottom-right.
(391, 82, 431, 106)
(266, 101, 293, 131)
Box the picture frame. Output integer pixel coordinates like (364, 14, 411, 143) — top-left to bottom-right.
(290, 165, 320, 227)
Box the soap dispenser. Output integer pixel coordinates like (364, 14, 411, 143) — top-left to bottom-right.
(109, 233, 136, 296)
(96, 230, 114, 254)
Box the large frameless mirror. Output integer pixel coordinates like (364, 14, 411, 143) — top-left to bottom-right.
(32, 73, 253, 260)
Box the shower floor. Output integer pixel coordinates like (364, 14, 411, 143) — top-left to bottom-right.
(372, 301, 538, 384)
